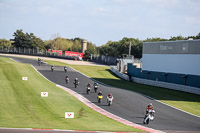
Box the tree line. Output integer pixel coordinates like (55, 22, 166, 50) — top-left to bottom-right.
(0, 29, 200, 59)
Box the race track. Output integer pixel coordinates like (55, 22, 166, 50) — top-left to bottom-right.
(2, 56, 200, 132)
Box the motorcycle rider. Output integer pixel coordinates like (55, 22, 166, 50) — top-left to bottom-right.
(64, 66, 67, 72)
(38, 58, 41, 65)
(51, 65, 55, 71)
(74, 78, 79, 88)
(97, 91, 103, 103)
(74, 78, 79, 84)
(98, 91, 103, 96)
(107, 93, 114, 104)
(65, 75, 69, 83)
(144, 103, 155, 124)
(87, 83, 91, 88)
(93, 82, 98, 93)
(86, 83, 91, 94)
(146, 103, 154, 114)
(93, 82, 98, 87)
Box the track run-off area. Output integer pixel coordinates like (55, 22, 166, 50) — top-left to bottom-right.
(0, 54, 200, 133)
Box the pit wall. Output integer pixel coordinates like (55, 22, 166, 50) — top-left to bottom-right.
(127, 63, 200, 95)
(110, 66, 129, 81)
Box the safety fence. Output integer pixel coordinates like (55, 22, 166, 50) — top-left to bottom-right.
(91, 54, 117, 65)
(0, 46, 85, 60)
(0, 47, 117, 65)
(127, 63, 200, 95)
(130, 77, 200, 95)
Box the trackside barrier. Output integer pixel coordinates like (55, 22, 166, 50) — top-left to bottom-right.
(110, 66, 129, 81)
(131, 77, 200, 95)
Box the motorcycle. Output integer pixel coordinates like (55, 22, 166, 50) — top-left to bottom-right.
(94, 85, 98, 93)
(86, 87, 91, 94)
(38, 60, 41, 66)
(74, 82, 79, 88)
(107, 97, 113, 106)
(64, 67, 67, 73)
(38, 59, 43, 66)
(143, 110, 155, 124)
(65, 77, 69, 83)
(51, 66, 55, 72)
(97, 95, 103, 103)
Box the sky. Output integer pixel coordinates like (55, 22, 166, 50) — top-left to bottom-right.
(0, 0, 200, 46)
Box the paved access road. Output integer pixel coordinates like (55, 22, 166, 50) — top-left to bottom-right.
(3, 56, 200, 132)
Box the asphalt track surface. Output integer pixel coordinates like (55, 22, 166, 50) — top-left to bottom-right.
(1, 56, 200, 133)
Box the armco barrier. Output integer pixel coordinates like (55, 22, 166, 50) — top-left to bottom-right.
(127, 63, 200, 88)
(131, 77, 200, 95)
(110, 66, 129, 81)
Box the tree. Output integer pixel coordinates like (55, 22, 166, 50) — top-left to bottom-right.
(143, 37, 168, 42)
(71, 40, 81, 52)
(84, 49, 92, 59)
(169, 35, 185, 41)
(87, 42, 97, 54)
(45, 37, 73, 50)
(98, 37, 143, 58)
(0, 38, 12, 47)
(12, 29, 26, 47)
(12, 29, 45, 49)
(195, 33, 200, 39)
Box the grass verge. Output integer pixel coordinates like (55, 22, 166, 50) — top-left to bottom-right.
(44, 60, 200, 116)
(0, 57, 142, 132)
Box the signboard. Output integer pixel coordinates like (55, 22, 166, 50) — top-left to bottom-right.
(41, 92, 48, 97)
(22, 77, 28, 80)
(65, 112, 74, 118)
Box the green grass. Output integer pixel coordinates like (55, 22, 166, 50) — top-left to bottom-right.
(0, 57, 142, 132)
(44, 60, 200, 116)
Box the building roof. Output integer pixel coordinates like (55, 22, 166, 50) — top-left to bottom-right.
(143, 39, 200, 54)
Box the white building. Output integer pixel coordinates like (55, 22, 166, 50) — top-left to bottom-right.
(142, 39, 200, 76)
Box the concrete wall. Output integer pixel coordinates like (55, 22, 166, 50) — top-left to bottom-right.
(110, 66, 129, 81)
(131, 77, 200, 95)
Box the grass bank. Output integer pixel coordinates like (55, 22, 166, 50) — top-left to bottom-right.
(44, 60, 200, 116)
(0, 57, 142, 132)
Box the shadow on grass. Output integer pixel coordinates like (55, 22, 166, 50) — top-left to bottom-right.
(92, 77, 200, 102)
